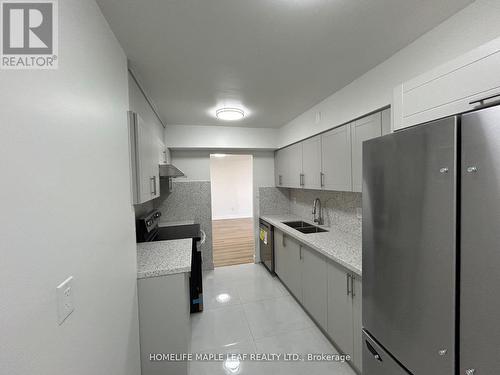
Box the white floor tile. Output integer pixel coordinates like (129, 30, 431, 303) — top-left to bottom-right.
(242, 295, 314, 340)
(255, 327, 357, 375)
(203, 283, 242, 311)
(193, 263, 357, 375)
(216, 263, 274, 281)
(189, 340, 257, 375)
(254, 326, 333, 354)
(234, 275, 288, 303)
(191, 305, 253, 352)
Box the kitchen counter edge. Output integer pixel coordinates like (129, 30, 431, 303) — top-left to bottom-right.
(136, 238, 192, 279)
(260, 215, 362, 276)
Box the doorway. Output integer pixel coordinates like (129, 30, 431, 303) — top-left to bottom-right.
(210, 154, 255, 268)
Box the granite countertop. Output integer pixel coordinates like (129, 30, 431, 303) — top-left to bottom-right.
(260, 214, 362, 276)
(137, 239, 192, 279)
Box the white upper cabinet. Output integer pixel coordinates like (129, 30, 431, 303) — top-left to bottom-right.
(321, 124, 352, 192)
(302, 135, 322, 190)
(393, 36, 500, 131)
(287, 142, 303, 189)
(351, 113, 382, 192)
(129, 111, 160, 204)
(274, 109, 388, 192)
(381, 107, 391, 135)
(275, 148, 286, 187)
(275, 143, 303, 189)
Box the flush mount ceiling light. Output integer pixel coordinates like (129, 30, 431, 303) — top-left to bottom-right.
(216, 107, 245, 121)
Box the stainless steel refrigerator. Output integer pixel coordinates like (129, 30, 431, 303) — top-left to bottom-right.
(362, 104, 500, 375)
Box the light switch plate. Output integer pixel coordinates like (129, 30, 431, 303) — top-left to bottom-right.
(356, 207, 363, 219)
(56, 276, 74, 325)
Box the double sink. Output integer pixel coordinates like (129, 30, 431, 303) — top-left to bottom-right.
(283, 221, 328, 234)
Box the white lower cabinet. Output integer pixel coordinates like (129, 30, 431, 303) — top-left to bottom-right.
(138, 272, 190, 375)
(327, 260, 354, 356)
(352, 276, 362, 373)
(275, 230, 302, 301)
(274, 228, 362, 373)
(283, 234, 303, 301)
(274, 229, 285, 277)
(327, 260, 362, 373)
(301, 245, 327, 330)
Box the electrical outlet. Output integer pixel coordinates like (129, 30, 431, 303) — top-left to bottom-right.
(356, 207, 363, 219)
(56, 276, 74, 325)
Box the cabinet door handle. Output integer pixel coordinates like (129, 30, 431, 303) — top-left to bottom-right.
(150, 177, 155, 195)
(153, 176, 157, 196)
(469, 93, 500, 108)
(299, 246, 302, 260)
(282, 234, 286, 247)
(279, 175, 282, 186)
(350, 275, 355, 297)
(320, 172, 325, 188)
(346, 274, 351, 296)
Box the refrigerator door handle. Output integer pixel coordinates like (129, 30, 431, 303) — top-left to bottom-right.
(365, 340, 383, 362)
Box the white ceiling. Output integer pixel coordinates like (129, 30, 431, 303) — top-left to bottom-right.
(97, 0, 473, 128)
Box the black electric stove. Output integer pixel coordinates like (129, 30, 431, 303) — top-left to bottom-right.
(136, 210, 204, 313)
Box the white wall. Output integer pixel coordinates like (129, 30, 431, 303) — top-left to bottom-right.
(166, 124, 279, 149)
(210, 155, 253, 220)
(0, 2, 140, 375)
(171, 150, 275, 185)
(279, 0, 500, 146)
(170, 150, 212, 181)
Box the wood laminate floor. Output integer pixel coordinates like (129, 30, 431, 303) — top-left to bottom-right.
(212, 218, 255, 268)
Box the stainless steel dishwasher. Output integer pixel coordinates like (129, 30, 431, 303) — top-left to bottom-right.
(259, 219, 274, 274)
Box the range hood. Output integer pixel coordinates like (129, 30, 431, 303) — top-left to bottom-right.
(159, 164, 185, 178)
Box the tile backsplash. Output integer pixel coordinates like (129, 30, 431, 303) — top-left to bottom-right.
(258, 187, 291, 216)
(259, 187, 362, 237)
(290, 189, 362, 236)
(156, 180, 214, 270)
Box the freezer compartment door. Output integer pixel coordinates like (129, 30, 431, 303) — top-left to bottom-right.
(363, 330, 410, 375)
(362, 117, 457, 375)
(461, 105, 500, 374)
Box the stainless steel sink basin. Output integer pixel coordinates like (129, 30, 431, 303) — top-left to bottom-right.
(282, 221, 311, 228)
(282, 221, 328, 234)
(295, 226, 328, 234)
